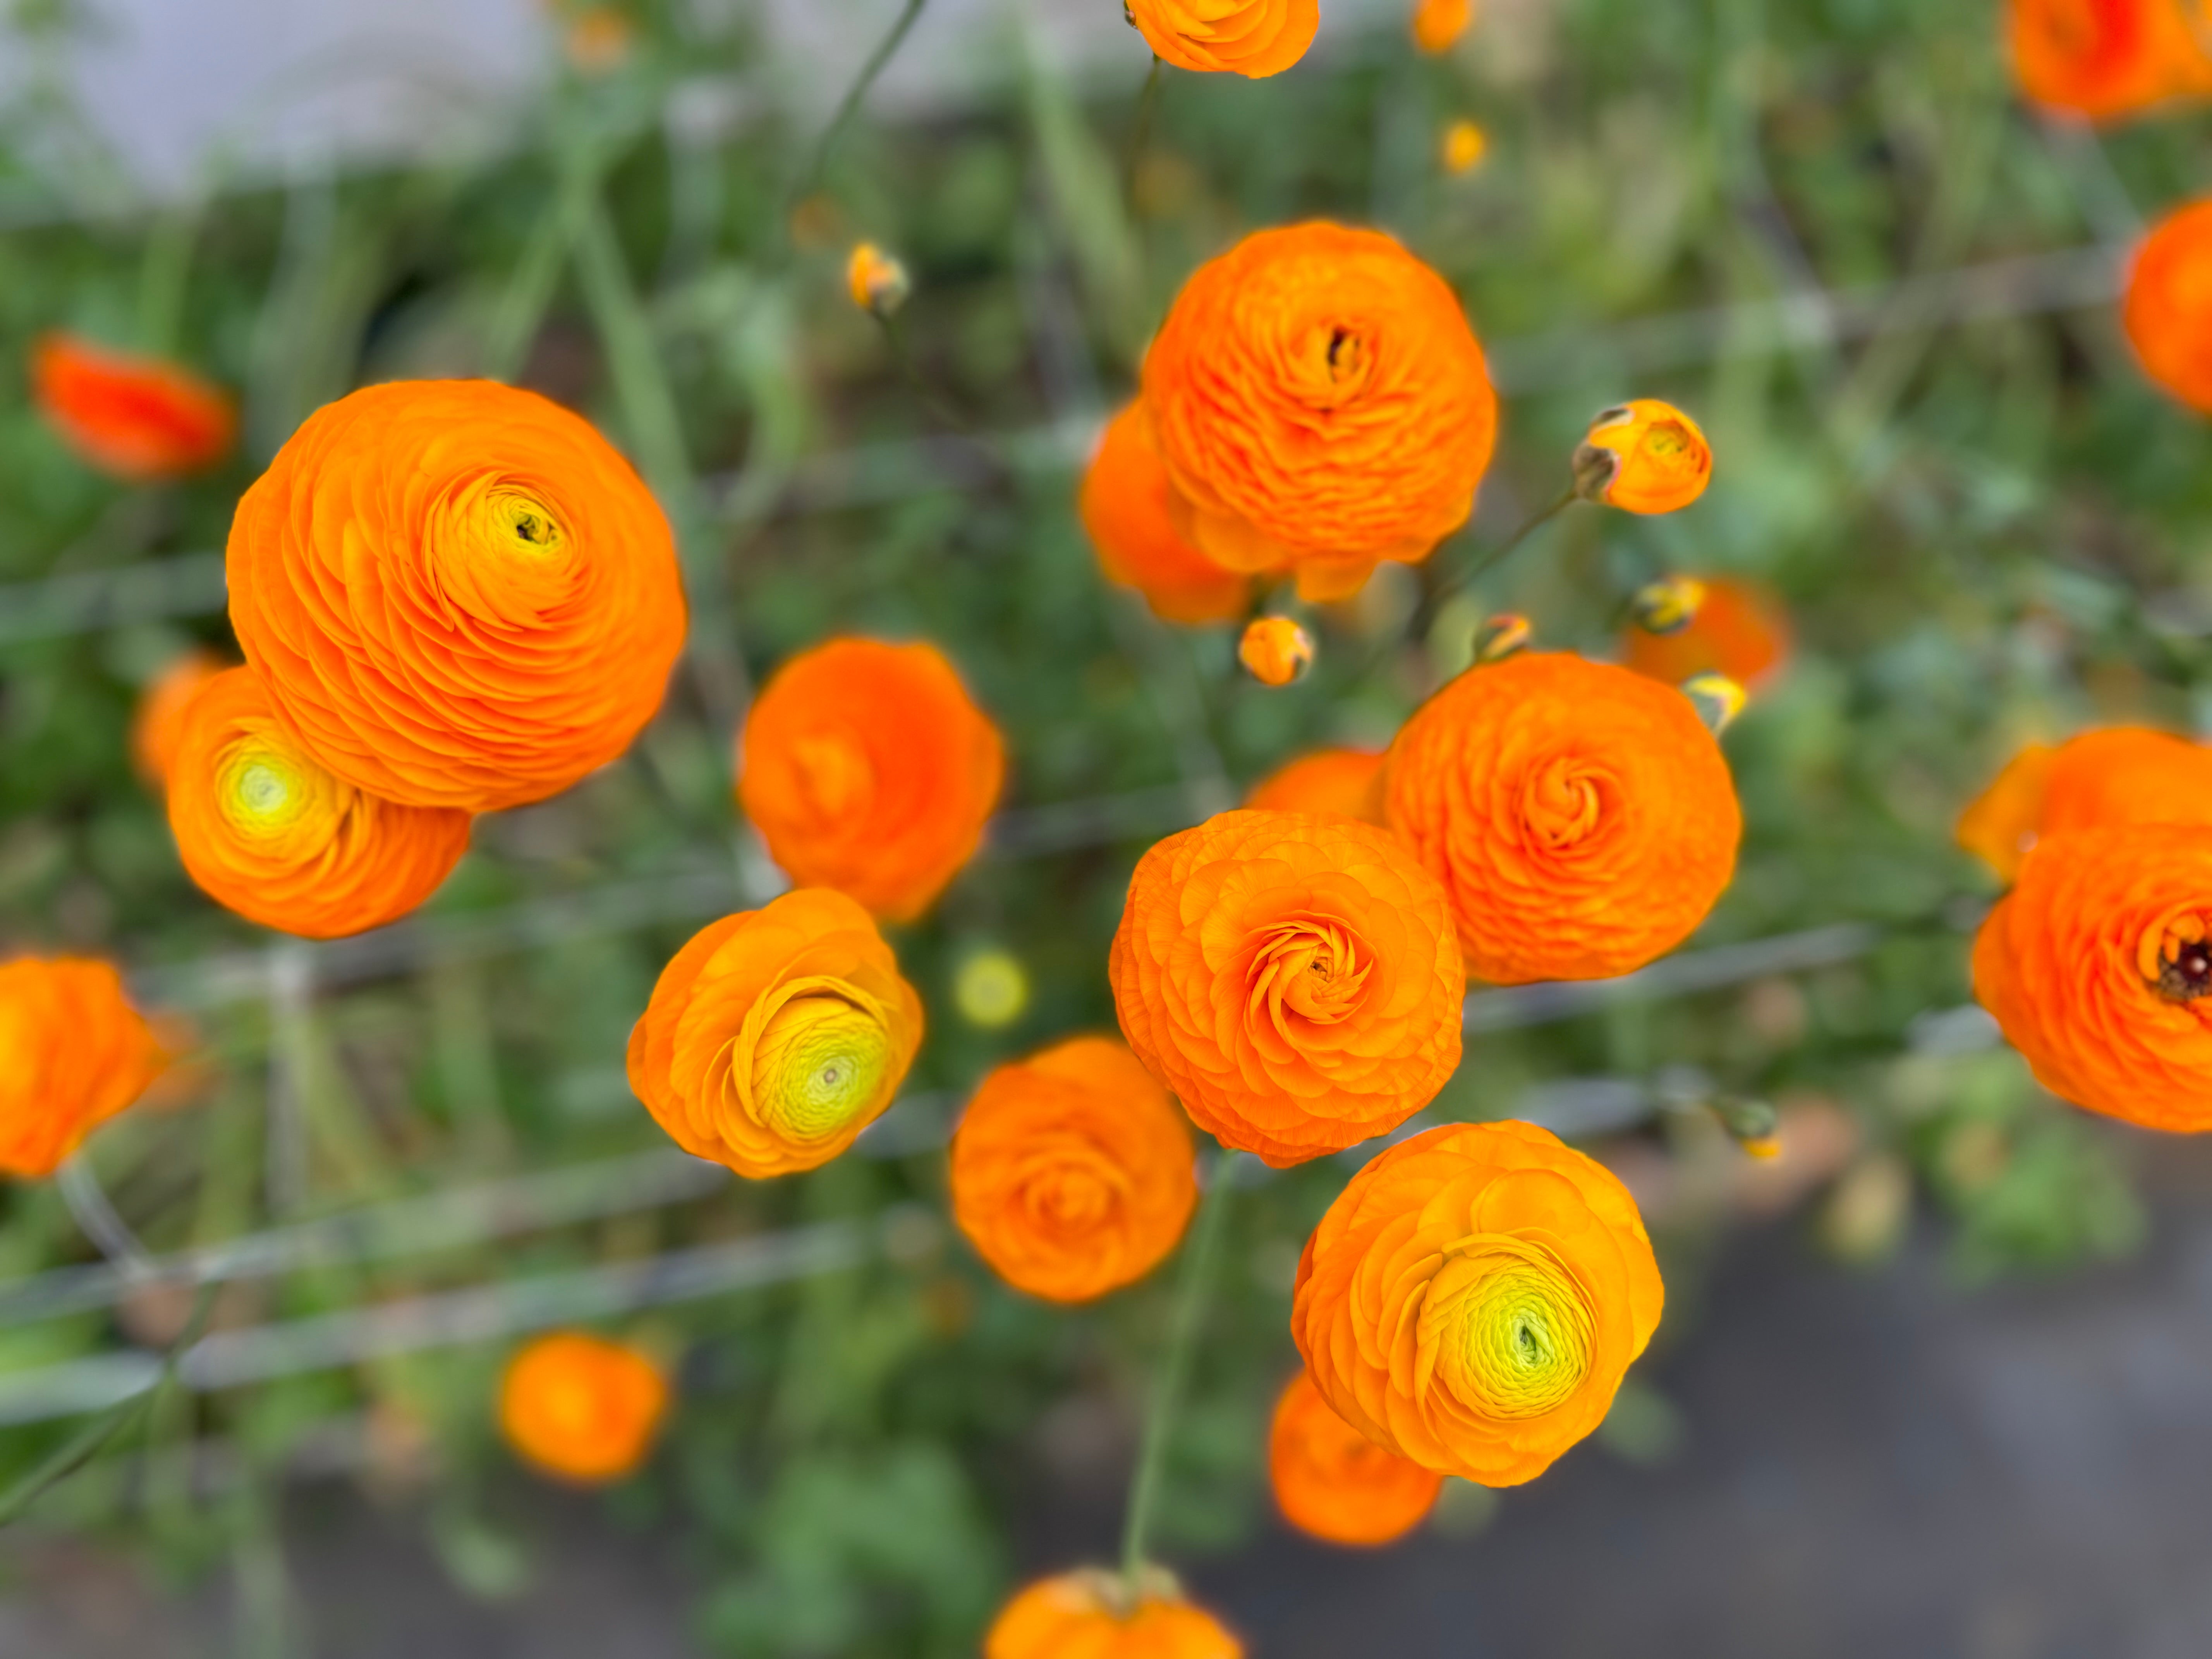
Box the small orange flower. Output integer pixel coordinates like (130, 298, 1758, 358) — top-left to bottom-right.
(986, 1570, 1241, 1659)
(1238, 617, 1315, 686)
(1973, 825, 2212, 1131)
(1109, 810, 1465, 1168)
(1141, 224, 1499, 603)
(167, 668, 472, 939)
(0, 957, 170, 1179)
(627, 888, 925, 1178)
(846, 242, 911, 317)
(1269, 1369, 1443, 1546)
(1957, 727, 2212, 883)
(2008, 0, 2212, 120)
(1384, 652, 1741, 984)
(498, 1331, 669, 1483)
(2127, 198, 2212, 411)
(1292, 1120, 1664, 1487)
(1573, 400, 1712, 515)
(1244, 747, 1385, 822)
(226, 380, 687, 812)
(950, 1036, 1197, 1304)
(1079, 404, 1250, 625)
(737, 638, 1005, 922)
(1440, 118, 1487, 173)
(31, 333, 235, 482)
(1126, 0, 1317, 78)
(131, 647, 227, 789)
(1619, 575, 1791, 691)
(1413, 0, 1474, 53)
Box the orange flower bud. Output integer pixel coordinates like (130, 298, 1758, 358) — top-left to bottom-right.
(498, 1332, 669, 1484)
(1620, 575, 1791, 691)
(986, 1570, 1241, 1659)
(1127, 0, 1317, 78)
(1413, 0, 1474, 53)
(1681, 672, 1747, 735)
(950, 1036, 1197, 1304)
(2007, 0, 2212, 120)
(166, 668, 472, 939)
(1573, 400, 1711, 514)
(0, 956, 170, 1179)
(846, 242, 911, 318)
(737, 638, 1005, 922)
(1244, 747, 1385, 822)
(1440, 117, 1487, 173)
(1474, 611, 1532, 663)
(1238, 617, 1315, 686)
(1269, 1370, 1443, 1546)
(1079, 404, 1250, 625)
(2126, 198, 2212, 411)
(1956, 726, 2212, 883)
(31, 333, 235, 482)
(131, 647, 227, 789)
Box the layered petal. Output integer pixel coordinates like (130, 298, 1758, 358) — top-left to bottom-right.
(1269, 1369, 1443, 1545)
(2126, 198, 2212, 411)
(1245, 748, 1386, 823)
(1957, 726, 2212, 883)
(1128, 0, 1318, 77)
(131, 647, 228, 789)
(0, 957, 170, 1179)
(1080, 404, 1251, 626)
(986, 1571, 1242, 1659)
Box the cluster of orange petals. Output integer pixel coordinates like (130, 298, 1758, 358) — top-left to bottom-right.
(2008, 0, 2212, 120)
(0, 957, 169, 1179)
(1269, 1370, 1442, 1545)
(32, 333, 235, 481)
(131, 648, 227, 788)
(1080, 405, 1252, 625)
(1109, 810, 1465, 1168)
(1141, 224, 1498, 603)
(951, 1036, 1197, 1304)
(498, 1331, 670, 1484)
(1292, 1120, 1663, 1487)
(1957, 726, 2212, 882)
(1245, 747, 1384, 823)
(1620, 576, 1792, 692)
(1384, 653, 1741, 984)
(167, 668, 472, 939)
(1573, 400, 1713, 515)
(1412, 0, 1474, 54)
(738, 638, 1005, 922)
(2126, 198, 2212, 411)
(227, 380, 687, 813)
(986, 1571, 1241, 1659)
(628, 888, 924, 1179)
(1126, 0, 1317, 78)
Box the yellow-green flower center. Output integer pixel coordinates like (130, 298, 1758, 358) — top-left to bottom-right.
(751, 993, 891, 1143)
(489, 487, 565, 558)
(217, 745, 314, 836)
(1425, 1235, 1594, 1421)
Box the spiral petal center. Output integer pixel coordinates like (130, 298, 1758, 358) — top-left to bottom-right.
(1421, 1235, 1594, 1420)
(749, 993, 891, 1143)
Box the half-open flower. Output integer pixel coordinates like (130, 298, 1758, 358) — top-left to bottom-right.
(0, 956, 171, 1179)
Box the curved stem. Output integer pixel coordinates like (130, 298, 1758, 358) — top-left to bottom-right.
(1366, 486, 1580, 682)
(786, 0, 930, 220)
(1124, 55, 1165, 210)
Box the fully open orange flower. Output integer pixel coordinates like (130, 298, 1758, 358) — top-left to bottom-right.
(131, 648, 227, 789)
(2008, 0, 2212, 120)
(1269, 1369, 1443, 1546)
(1958, 727, 2212, 883)
(628, 888, 924, 1178)
(1109, 810, 1465, 1168)
(1619, 575, 1791, 692)
(738, 638, 1004, 922)
(1126, 0, 1317, 77)
(2125, 198, 2212, 411)
(0, 957, 169, 1179)
(167, 668, 472, 939)
(1973, 825, 2212, 1131)
(950, 1036, 1196, 1304)
(226, 380, 687, 812)
(1573, 400, 1712, 515)
(31, 333, 235, 481)
(1413, 0, 1474, 53)
(1245, 747, 1385, 822)
(498, 1331, 669, 1483)
(1141, 224, 1498, 603)
(1384, 652, 1741, 984)
(1080, 404, 1250, 626)
(986, 1571, 1241, 1659)
(1292, 1120, 1663, 1487)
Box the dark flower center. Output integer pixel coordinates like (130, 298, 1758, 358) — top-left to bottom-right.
(2159, 941, 2212, 1003)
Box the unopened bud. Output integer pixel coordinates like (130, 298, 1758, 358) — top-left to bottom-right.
(846, 242, 911, 318)
(1709, 1094, 1780, 1157)
(1572, 400, 1713, 515)
(1239, 616, 1316, 687)
(1681, 672, 1746, 735)
(1628, 575, 1707, 636)
(1441, 119, 1487, 175)
(953, 948, 1030, 1029)
(1474, 612, 1532, 663)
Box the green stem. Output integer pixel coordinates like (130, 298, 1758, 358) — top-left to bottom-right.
(484, 146, 602, 382)
(1367, 486, 1580, 681)
(135, 203, 203, 359)
(785, 0, 930, 223)
(1124, 55, 1165, 210)
(1120, 1152, 1239, 1582)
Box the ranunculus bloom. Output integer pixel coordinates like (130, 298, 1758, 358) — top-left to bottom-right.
(1973, 825, 2212, 1130)
(167, 668, 472, 939)
(0, 957, 170, 1179)
(498, 1331, 669, 1483)
(1619, 575, 1791, 692)
(1237, 617, 1314, 686)
(1573, 400, 1712, 515)
(737, 638, 1005, 922)
(131, 647, 227, 789)
(2126, 198, 2212, 411)
(950, 1035, 1197, 1303)
(1109, 810, 1465, 1168)
(1957, 727, 2212, 883)
(1269, 1369, 1443, 1546)
(1080, 404, 1251, 626)
(628, 888, 925, 1178)
(1384, 652, 1741, 984)
(2008, 0, 2212, 120)
(226, 380, 687, 812)
(986, 1570, 1242, 1659)
(1292, 1120, 1664, 1487)
(1127, 0, 1317, 78)
(1412, 0, 1473, 53)
(1141, 224, 1499, 603)
(31, 333, 235, 482)
(1245, 747, 1385, 822)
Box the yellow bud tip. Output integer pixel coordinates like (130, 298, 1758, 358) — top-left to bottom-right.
(1238, 617, 1316, 687)
(1741, 1135, 1783, 1161)
(1441, 119, 1488, 175)
(953, 949, 1030, 1029)
(1681, 673, 1747, 735)
(1475, 612, 1532, 663)
(846, 243, 911, 318)
(1629, 576, 1707, 636)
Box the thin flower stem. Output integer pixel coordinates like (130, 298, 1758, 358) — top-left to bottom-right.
(876, 313, 974, 432)
(484, 142, 603, 383)
(785, 0, 931, 226)
(1374, 485, 1581, 680)
(1124, 55, 1165, 210)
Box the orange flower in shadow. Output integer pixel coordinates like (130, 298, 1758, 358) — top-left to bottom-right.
(498, 1331, 669, 1483)
(1619, 576, 1791, 692)
(986, 1570, 1241, 1659)
(32, 333, 235, 481)
(0, 957, 170, 1178)
(1269, 1369, 1443, 1545)
(1245, 747, 1385, 822)
(1080, 404, 1250, 625)
(2008, 0, 2212, 120)
(1957, 726, 2212, 883)
(1127, 0, 1317, 77)
(131, 648, 227, 789)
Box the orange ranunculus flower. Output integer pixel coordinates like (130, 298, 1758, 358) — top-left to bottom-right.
(986, 1570, 1242, 1659)
(0, 957, 170, 1179)
(226, 380, 687, 812)
(2125, 197, 2212, 411)
(1237, 617, 1315, 686)
(131, 647, 227, 789)
(1572, 400, 1712, 515)
(950, 1036, 1197, 1303)
(2008, 0, 2212, 120)
(1292, 1120, 1664, 1487)
(1269, 1369, 1443, 1546)
(1412, 0, 1474, 53)
(1126, 0, 1317, 78)
(1384, 652, 1741, 984)
(737, 638, 1005, 922)
(498, 1331, 669, 1483)
(31, 333, 235, 482)
(1973, 825, 2212, 1131)
(1109, 810, 1465, 1168)
(1957, 727, 2212, 883)
(1619, 575, 1791, 691)
(1141, 224, 1499, 603)
(1080, 404, 1250, 625)
(1245, 747, 1385, 822)
(167, 668, 472, 939)
(627, 888, 924, 1178)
